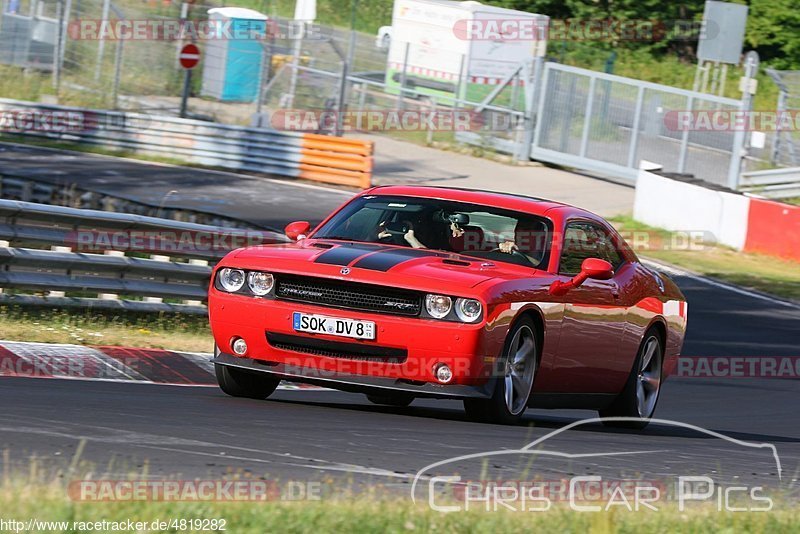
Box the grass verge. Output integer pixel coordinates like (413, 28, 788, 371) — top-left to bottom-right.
(0, 489, 797, 533)
(0, 307, 211, 353)
(610, 216, 800, 302)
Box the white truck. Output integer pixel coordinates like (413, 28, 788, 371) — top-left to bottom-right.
(384, 0, 548, 101)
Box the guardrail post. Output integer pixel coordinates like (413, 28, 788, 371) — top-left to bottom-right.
(0, 240, 6, 295)
(183, 259, 209, 307)
(98, 250, 125, 300)
(48, 245, 72, 297)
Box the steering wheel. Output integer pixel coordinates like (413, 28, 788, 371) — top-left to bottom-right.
(487, 247, 535, 267)
(378, 221, 411, 238)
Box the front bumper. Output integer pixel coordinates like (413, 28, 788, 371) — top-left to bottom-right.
(209, 290, 504, 387)
(214, 352, 495, 399)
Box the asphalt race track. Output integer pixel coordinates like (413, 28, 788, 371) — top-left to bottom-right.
(0, 152, 798, 499)
(0, 143, 351, 229)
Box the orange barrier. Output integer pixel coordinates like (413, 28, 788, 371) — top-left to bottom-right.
(299, 134, 374, 189)
(744, 198, 800, 262)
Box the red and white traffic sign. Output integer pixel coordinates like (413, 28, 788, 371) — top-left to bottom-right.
(179, 43, 200, 70)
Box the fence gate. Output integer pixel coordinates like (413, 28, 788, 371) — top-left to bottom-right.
(531, 63, 748, 188)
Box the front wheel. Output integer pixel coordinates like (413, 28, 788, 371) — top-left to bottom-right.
(215, 364, 280, 400)
(599, 328, 664, 429)
(464, 317, 538, 424)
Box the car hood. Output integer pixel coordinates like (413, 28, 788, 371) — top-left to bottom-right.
(228, 240, 534, 294)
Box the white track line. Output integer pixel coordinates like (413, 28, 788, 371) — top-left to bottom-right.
(643, 259, 800, 310)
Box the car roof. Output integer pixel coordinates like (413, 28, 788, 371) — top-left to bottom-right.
(360, 185, 587, 219)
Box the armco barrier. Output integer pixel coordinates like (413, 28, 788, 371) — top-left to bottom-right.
(0, 198, 289, 314)
(0, 99, 374, 189)
(634, 170, 800, 262)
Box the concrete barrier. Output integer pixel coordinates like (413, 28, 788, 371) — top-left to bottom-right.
(633, 170, 749, 249)
(634, 170, 800, 262)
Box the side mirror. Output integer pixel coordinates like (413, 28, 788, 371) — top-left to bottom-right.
(285, 221, 311, 241)
(580, 258, 614, 281)
(549, 258, 614, 296)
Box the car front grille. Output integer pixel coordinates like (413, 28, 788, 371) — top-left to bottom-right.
(274, 274, 422, 316)
(266, 333, 408, 363)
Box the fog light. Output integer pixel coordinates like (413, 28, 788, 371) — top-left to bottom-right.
(231, 337, 248, 355)
(434, 363, 453, 384)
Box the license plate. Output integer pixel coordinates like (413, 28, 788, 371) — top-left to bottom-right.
(292, 312, 375, 340)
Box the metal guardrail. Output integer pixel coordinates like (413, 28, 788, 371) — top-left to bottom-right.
(0, 198, 289, 314)
(0, 98, 374, 188)
(740, 167, 800, 199)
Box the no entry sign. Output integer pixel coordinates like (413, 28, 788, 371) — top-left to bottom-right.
(179, 43, 200, 69)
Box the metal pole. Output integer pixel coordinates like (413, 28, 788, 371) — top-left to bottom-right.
(52, 0, 63, 92)
(677, 96, 693, 174)
(518, 56, 542, 162)
(94, 0, 110, 82)
(396, 42, 409, 110)
(626, 85, 645, 169)
(578, 76, 596, 158)
(286, 21, 304, 108)
(336, 53, 348, 136)
(453, 53, 466, 109)
(346, 0, 358, 68)
(112, 38, 123, 109)
(179, 68, 191, 118)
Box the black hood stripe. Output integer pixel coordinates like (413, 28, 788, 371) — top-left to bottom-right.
(352, 248, 445, 272)
(314, 243, 382, 266)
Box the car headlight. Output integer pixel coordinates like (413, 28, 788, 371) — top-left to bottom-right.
(218, 268, 245, 292)
(455, 298, 482, 323)
(247, 271, 275, 296)
(425, 294, 452, 319)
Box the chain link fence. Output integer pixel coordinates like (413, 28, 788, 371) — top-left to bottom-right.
(765, 69, 800, 167)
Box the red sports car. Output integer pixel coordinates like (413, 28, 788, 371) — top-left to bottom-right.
(209, 186, 687, 426)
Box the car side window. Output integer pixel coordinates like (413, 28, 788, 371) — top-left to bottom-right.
(559, 222, 623, 276)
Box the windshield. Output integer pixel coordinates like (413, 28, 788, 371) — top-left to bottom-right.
(313, 195, 552, 268)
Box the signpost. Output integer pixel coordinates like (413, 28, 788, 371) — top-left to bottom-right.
(179, 43, 200, 118)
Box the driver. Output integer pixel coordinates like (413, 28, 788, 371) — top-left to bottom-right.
(377, 217, 523, 256)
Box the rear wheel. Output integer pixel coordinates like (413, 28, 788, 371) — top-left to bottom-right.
(464, 317, 538, 424)
(215, 364, 280, 400)
(599, 328, 664, 429)
(366, 393, 414, 407)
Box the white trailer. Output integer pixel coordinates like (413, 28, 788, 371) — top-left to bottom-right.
(385, 0, 548, 99)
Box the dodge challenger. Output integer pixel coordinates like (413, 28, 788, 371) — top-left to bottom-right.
(209, 186, 687, 426)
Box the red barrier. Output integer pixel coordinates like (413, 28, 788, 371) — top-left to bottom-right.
(744, 198, 800, 261)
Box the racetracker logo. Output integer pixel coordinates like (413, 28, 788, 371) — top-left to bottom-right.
(452, 19, 712, 43)
(66, 229, 285, 254)
(270, 110, 506, 133)
(68, 480, 323, 501)
(67, 19, 325, 41)
(676, 356, 800, 379)
(664, 111, 800, 132)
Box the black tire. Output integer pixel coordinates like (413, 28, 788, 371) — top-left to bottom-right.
(365, 393, 414, 407)
(215, 364, 280, 400)
(599, 327, 664, 429)
(463, 316, 538, 425)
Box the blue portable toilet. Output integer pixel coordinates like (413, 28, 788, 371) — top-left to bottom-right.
(201, 7, 268, 102)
